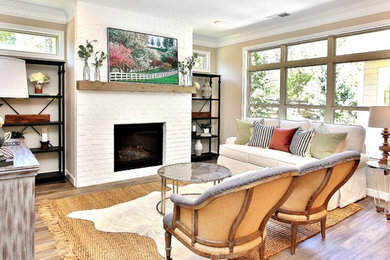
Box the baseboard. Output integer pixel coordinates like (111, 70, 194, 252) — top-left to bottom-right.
(65, 169, 76, 186)
(367, 188, 390, 200)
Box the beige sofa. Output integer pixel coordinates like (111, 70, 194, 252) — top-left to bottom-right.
(217, 119, 368, 210)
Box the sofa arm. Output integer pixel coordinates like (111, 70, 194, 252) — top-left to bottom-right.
(225, 137, 237, 144)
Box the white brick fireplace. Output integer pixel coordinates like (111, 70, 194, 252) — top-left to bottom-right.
(66, 1, 194, 187)
(73, 90, 192, 187)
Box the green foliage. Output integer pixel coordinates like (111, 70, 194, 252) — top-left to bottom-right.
(92, 51, 107, 67)
(0, 31, 16, 45)
(287, 69, 312, 103)
(78, 40, 96, 60)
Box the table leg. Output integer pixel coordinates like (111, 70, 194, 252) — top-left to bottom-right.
(161, 178, 167, 215)
(384, 170, 390, 220)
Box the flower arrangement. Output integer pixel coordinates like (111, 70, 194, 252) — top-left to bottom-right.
(29, 72, 50, 84)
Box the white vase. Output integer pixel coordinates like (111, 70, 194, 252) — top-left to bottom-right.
(194, 139, 203, 156)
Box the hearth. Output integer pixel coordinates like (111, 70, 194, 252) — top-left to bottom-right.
(114, 123, 163, 172)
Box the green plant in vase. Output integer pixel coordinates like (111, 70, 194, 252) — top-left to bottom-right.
(91, 51, 107, 81)
(78, 40, 96, 81)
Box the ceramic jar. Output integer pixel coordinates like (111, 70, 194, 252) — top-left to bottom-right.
(194, 139, 203, 156)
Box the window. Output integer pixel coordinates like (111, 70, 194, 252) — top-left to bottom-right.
(245, 26, 390, 157)
(0, 23, 64, 60)
(193, 50, 210, 72)
(336, 29, 390, 55)
(287, 40, 327, 61)
(250, 47, 280, 65)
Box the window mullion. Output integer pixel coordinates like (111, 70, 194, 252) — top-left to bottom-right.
(325, 36, 335, 123)
(279, 45, 287, 119)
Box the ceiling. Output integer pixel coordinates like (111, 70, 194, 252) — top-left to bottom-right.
(4, 0, 390, 47)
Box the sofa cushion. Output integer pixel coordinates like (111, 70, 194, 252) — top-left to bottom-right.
(289, 128, 316, 157)
(235, 119, 253, 145)
(311, 122, 365, 153)
(310, 132, 348, 159)
(248, 122, 274, 148)
(219, 144, 318, 168)
(280, 120, 311, 130)
(269, 127, 298, 152)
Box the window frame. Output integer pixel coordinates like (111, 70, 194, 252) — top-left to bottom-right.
(0, 22, 64, 60)
(244, 25, 390, 123)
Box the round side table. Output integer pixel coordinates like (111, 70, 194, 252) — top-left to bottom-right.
(366, 160, 390, 220)
(156, 162, 231, 215)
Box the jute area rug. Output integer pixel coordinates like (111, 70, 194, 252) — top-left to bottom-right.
(39, 181, 362, 260)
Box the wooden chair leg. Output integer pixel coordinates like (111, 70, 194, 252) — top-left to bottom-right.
(321, 218, 326, 240)
(165, 231, 172, 260)
(291, 222, 298, 255)
(259, 241, 265, 260)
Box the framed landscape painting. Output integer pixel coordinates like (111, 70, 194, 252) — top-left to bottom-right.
(107, 27, 178, 84)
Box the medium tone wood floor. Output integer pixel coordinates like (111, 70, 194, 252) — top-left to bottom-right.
(35, 176, 390, 260)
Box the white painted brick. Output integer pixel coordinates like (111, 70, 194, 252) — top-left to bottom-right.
(71, 2, 193, 187)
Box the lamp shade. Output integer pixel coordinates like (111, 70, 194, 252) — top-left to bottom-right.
(368, 106, 390, 128)
(0, 56, 28, 98)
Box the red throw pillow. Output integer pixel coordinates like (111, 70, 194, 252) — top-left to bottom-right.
(269, 127, 299, 152)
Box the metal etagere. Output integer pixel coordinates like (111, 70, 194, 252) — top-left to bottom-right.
(191, 73, 221, 161)
(2, 59, 65, 183)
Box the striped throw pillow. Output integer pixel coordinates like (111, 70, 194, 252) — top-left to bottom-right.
(289, 127, 315, 156)
(248, 122, 275, 148)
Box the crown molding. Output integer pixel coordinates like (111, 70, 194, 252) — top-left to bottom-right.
(194, 0, 390, 48)
(193, 33, 219, 48)
(0, 0, 67, 24)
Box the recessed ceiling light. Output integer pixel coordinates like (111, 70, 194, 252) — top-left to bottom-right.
(266, 12, 290, 19)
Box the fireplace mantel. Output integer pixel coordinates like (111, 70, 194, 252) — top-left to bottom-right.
(77, 80, 195, 93)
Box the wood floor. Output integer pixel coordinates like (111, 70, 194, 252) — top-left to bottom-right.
(35, 177, 390, 260)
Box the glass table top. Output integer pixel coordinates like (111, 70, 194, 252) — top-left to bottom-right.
(158, 162, 231, 182)
(366, 160, 390, 171)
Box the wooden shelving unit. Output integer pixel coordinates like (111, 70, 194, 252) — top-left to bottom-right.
(191, 73, 221, 162)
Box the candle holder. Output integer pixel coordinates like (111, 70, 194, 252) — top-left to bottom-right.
(40, 141, 50, 150)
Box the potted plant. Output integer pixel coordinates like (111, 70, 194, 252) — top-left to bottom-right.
(29, 72, 50, 94)
(200, 123, 211, 136)
(91, 51, 107, 81)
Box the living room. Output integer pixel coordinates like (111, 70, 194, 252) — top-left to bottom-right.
(0, 0, 390, 259)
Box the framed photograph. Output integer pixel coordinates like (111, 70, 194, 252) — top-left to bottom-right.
(107, 27, 178, 84)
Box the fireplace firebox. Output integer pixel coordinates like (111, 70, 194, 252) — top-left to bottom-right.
(114, 123, 163, 172)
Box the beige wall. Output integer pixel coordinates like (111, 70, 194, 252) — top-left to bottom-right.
(0, 14, 66, 32)
(193, 44, 217, 74)
(215, 11, 390, 143)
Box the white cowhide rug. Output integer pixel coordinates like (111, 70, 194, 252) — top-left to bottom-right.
(68, 183, 214, 260)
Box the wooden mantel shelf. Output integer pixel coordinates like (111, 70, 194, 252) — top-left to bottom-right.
(77, 80, 195, 94)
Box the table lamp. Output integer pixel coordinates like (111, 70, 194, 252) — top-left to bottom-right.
(368, 106, 390, 164)
(0, 56, 28, 162)
(0, 56, 29, 99)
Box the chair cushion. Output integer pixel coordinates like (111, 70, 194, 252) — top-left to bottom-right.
(248, 122, 275, 148)
(269, 127, 298, 152)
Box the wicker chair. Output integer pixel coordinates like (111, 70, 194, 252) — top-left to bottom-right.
(163, 166, 300, 260)
(272, 151, 361, 255)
